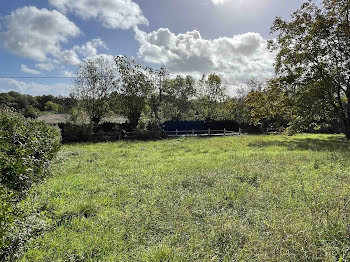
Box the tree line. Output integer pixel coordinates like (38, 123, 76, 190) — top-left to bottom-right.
(71, 55, 249, 129)
(0, 91, 77, 117)
(1, 0, 349, 138)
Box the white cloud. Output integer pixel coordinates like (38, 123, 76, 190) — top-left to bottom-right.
(211, 0, 230, 5)
(0, 78, 70, 96)
(73, 38, 107, 58)
(1, 6, 80, 62)
(59, 49, 81, 65)
(20, 64, 42, 75)
(49, 0, 149, 30)
(35, 62, 55, 72)
(135, 27, 275, 89)
(57, 38, 108, 66)
(62, 70, 75, 77)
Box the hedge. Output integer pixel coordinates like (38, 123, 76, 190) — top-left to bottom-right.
(0, 109, 61, 194)
(0, 109, 61, 254)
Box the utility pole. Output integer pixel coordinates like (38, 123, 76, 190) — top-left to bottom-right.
(159, 72, 162, 104)
(158, 66, 167, 104)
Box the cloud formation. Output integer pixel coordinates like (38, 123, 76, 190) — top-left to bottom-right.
(20, 64, 42, 75)
(35, 63, 55, 72)
(49, 0, 149, 30)
(1, 6, 80, 62)
(1, 5, 111, 75)
(0, 78, 70, 96)
(135, 27, 275, 87)
(73, 38, 107, 60)
(211, 0, 231, 5)
(59, 38, 109, 65)
(59, 49, 81, 66)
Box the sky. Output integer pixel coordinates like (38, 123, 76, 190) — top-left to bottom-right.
(0, 0, 306, 96)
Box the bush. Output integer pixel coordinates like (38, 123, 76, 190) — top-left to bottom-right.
(0, 109, 61, 194)
(23, 105, 39, 119)
(0, 188, 14, 249)
(0, 109, 60, 258)
(58, 122, 123, 143)
(58, 123, 93, 143)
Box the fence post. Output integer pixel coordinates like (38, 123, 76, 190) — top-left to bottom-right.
(239, 127, 242, 135)
(208, 128, 211, 135)
(176, 129, 178, 136)
(224, 128, 226, 136)
(192, 129, 195, 136)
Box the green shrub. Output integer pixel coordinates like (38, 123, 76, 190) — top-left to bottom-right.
(0, 187, 14, 249)
(0, 109, 61, 194)
(58, 123, 93, 143)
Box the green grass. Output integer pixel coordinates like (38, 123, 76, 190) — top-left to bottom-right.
(15, 134, 350, 261)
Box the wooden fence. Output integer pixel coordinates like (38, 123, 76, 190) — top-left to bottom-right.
(164, 128, 238, 137)
(164, 127, 280, 137)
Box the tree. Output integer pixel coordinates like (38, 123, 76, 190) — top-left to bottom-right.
(44, 101, 63, 113)
(69, 107, 89, 124)
(71, 56, 117, 125)
(197, 74, 226, 121)
(268, 0, 350, 138)
(36, 95, 55, 111)
(246, 79, 293, 129)
(113, 56, 154, 128)
(148, 66, 170, 125)
(221, 78, 265, 125)
(162, 75, 196, 120)
(0, 92, 39, 113)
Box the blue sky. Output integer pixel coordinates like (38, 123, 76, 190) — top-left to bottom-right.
(0, 0, 305, 96)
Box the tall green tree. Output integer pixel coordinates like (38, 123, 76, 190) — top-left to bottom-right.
(44, 101, 63, 113)
(148, 66, 170, 125)
(71, 56, 117, 125)
(246, 79, 293, 129)
(162, 75, 196, 120)
(113, 56, 154, 128)
(269, 0, 350, 137)
(197, 74, 226, 121)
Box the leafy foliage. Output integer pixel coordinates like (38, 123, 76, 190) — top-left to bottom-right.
(113, 56, 155, 128)
(71, 56, 117, 125)
(0, 188, 14, 249)
(246, 79, 293, 129)
(0, 109, 61, 194)
(161, 75, 196, 121)
(196, 74, 227, 121)
(44, 101, 63, 113)
(0, 92, 77, 116)
(0, 109, 61, 258)
(268, 0, 350, 137)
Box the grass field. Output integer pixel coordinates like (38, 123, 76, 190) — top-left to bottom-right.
(15, 134, 350, 261)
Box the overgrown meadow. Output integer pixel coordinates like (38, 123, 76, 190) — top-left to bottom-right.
(15, 134, 350, 261)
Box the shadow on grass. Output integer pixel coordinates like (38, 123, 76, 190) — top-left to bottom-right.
(248, 136, 350, 152)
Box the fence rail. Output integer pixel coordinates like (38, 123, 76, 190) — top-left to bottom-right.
(164, 128, 280, 137)
(124, 128, 280, 138)
(164, 128, 239, 137)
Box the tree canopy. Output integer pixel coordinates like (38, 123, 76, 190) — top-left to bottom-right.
(71, 56, 117, 125)
(268, 0, 350, 137)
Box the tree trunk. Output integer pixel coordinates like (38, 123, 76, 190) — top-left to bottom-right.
(91, 116, 100, 126)
(129, 111, 141, 129)
(343, 119, 350, 139)
(345, 92, 350, 139)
